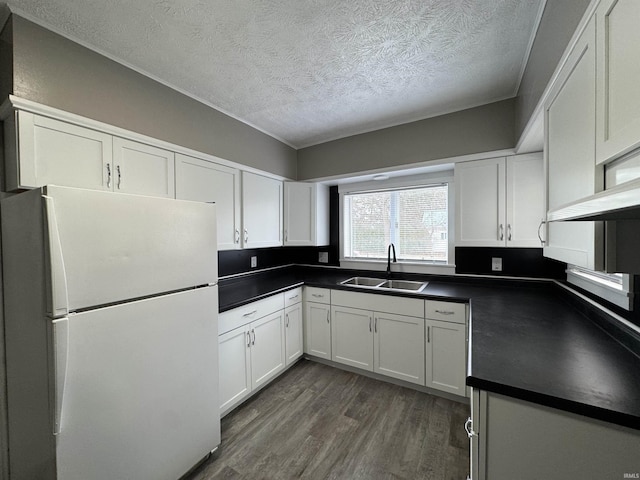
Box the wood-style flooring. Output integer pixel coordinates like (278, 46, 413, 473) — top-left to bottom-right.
(187, 359, 470, 480)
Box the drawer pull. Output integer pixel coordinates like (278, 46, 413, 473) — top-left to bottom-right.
(435, 310, 455, 315)
(288, 294, 299, 300)
(242, 310, 258, 317)
(312, 294, 324, 298)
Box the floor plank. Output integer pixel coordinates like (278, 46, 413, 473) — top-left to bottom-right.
(187, 360, 469, 480)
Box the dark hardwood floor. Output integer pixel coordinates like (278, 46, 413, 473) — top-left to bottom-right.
(188, 359, 470, 480)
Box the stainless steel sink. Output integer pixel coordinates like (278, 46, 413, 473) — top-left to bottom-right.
(340, 277, 428, 293)
(378, 279, 428, 292)
(340, 277, 386, 287)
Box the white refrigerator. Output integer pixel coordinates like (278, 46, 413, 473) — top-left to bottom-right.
(1, 185, 220, 480)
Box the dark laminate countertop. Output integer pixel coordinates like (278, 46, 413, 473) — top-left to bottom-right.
(218, 266, 640, 430)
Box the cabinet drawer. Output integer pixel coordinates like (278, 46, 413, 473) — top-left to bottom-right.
(425, 300, 466, 324)
(219, 293, 284, 335)
(304, 287, 330, 304)
(331, 290, 423, 318)
(284, 287, 302, 307)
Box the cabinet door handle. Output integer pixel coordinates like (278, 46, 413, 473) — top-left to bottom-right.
(251, 329, 255, 346)
(464, 417, 477, 438)
(538, 219, 546, 246)
(244, 229, 248, 243)
(235, 229, 240, 244)
(242, 310, 257, 318)
(435, 310, 454, 315)
(374, 317, 377, 333)
(106, 164, 112, 188)
(246, 331, 251, 348)
(326, 310, 330, 324)
(507, 223, 512, 241)
(427, 326, 430, 343)
(284, 230, 288, 242)
(116, 165, 122, 189)
(499, 223, 504, 241)
(369, 316, 372, 333)
(285, 313, 289, 328)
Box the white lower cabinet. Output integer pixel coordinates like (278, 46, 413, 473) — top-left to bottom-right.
(303, 287, 332, 360)
(374, 311, 425, 385)
(425, 300, 468, 396)
(469, 389, 640, 480)
(331, 305, 374, 371)
(218, 294, 286, 416)
(284, 302, 303, 366)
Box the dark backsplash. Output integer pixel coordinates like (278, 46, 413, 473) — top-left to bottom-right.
(455, 247, 567, 279)
(219, 246, 339, 277)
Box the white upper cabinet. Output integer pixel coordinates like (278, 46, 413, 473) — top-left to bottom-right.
(596, 0, 640, 165)
(241, 171, 283, 248)
(175, 154, 241, 250)
(455, 154, 543, 248)
(544, 17, 604, 270)
(283, 182, 330, 246)
(112, 137, 175, 198)
(5, 111, 112, 192)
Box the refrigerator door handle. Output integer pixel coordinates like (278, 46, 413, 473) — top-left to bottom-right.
(52, 318, 69, 435)
(43, 195, 69, 316)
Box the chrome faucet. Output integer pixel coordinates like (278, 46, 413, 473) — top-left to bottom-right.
(387, 243, 397, 275)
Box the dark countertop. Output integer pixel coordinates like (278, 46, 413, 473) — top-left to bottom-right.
(218, 265, 640, 430)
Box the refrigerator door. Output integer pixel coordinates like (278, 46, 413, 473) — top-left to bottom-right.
(54, 287, 220, 480)
(43, 185, 217, 314)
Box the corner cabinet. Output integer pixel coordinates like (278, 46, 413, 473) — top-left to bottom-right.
(544, 16, 604, 270)
(241, 171, 283, 248)
(3, 110, 175, 198)
(283, 182, 330, 246)
(455, 154, 544, 248)
(175, 154, 242, 250)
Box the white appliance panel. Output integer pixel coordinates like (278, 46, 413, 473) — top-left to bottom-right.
(55, 287, 219, 480)
(44, 185, 217, 314)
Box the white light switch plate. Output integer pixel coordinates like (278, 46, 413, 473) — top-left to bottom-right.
(491, 257, 502, 271)
(251, 256, 257, 268)
(318, 252, 328, 263)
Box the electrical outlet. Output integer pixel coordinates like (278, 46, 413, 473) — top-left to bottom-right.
(318, 251, 329, 263)
(491, 257, 502, 272)
(250, 256, 257, 268)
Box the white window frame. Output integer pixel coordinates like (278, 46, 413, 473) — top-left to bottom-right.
(339, 172, 455, 275)
(566, 265, 634, 310)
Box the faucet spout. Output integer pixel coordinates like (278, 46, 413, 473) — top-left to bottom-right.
(387, 243, 397, 275)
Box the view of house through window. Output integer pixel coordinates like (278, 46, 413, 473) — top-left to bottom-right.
(343, 184, 448, 263)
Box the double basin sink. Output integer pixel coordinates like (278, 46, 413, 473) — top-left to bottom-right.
(340, 276, 428, 293)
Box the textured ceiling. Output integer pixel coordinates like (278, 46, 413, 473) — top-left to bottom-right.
(5, 0, 544, 148)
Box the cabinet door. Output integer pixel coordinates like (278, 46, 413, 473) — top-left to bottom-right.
(219, 326, 251, 416)
(284, 303, 303, 366)
(304, 302, 331, 360)
(242, 171, 283, 248)
(425, 319, 466, 395)
(505, 154, 544, 248)
(455, 157, 506, 247)
(596, 0, 640, 164)
(331, 305, 373, 371)
(249, 311, 285, 389)
(373, 312, 425, 385)
(175, 154, 241, 250)
(284, 182, 315, 246)
(112, 137, 175, 198)
(544, 17, 604, 270)
(10, 111, 112, 191)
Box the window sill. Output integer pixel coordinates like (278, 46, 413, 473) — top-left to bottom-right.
(340, 259, 456, 275)
(566, 270, 633, 310)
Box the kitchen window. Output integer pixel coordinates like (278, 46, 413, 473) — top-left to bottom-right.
(567, 266, 634, 310)
(340, 173, 455, 273)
